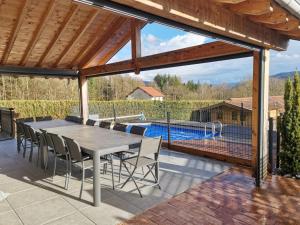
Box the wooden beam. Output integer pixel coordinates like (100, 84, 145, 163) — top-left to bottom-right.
(80, 41, 252, 76)
(229, 0, 272, 16)
(78, 76, 89, 124)
(78, 17, 127, 68)
(20, 0, 57, 66)
(37, 4, 79, 66)
(268, 16, 299, 32)
(131, 19, 142, 74)
(249, 4, 287, 25)
(252, 50, 269, 185)
(214, 0, 246, 3)
(53, 10, 99, 67)
(1, 0, 31, 64)
(108, 0, 288, 50)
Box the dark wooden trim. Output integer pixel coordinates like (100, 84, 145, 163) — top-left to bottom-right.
(162, 142, 252, 166)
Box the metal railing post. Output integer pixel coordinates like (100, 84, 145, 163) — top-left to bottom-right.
(268, 117, 274, 172)
(276, 114, 282, 169)
(167, 112, 171, 148)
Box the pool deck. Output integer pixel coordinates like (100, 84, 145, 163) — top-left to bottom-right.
(119, 166, 300, 225)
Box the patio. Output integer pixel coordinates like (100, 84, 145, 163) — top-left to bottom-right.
(0, 138, 230, 225)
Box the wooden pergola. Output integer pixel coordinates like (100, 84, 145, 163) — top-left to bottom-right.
(1, 0, 300, 185)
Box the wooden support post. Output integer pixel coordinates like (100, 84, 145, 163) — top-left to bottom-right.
(252, 49, 269, 186)
(131, 19, 141, 74)
(79, 75, 89, 124)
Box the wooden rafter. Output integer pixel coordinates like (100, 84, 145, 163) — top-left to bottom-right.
(1, 0, 31, 64)
(53, 9, 99, 67)
(37, 4, 79, 66)
(131, 19, 141, 74)
(214, 0, 246, 3)
(268, 16, 299, 32)
(249, 4, 287, 25)
(229, 0, 272, 16)
(20, 0, 57, 66)
(80, 41, 252, 77)
(78, 17, 127, 68)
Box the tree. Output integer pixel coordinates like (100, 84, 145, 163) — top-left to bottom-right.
(280, 74, 300, 176)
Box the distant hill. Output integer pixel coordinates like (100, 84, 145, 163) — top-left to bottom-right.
(272, 71, 298, 79)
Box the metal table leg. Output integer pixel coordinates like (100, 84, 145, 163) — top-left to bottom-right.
(93, 151, 101, 207)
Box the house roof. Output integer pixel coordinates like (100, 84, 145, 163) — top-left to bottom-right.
(226, 96, 284, 112)
(128, 86, 164, 97)
(200, 96, 284, 112)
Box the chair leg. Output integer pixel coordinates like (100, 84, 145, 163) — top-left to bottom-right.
(118, 154, 123, 182)
(23, 139, 27, 158)
(36, 145, 40, 167)
(29, 142, 33, 162)
(121, 163, 143, 197)
(109, 156, 115, 190)
(80, 168, 85, 199)
(65, 157, 70, 190)
(52, 155, 57, 181)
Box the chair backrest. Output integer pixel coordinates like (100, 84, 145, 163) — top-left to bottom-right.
(23, 124, 32, 139)
(86, 119, 96, 126)
(37, 132, 46, 150)
(36, 116, 52, 121)
(40, 129, 54, 148)
(65, 115, 83, 124)
(48, 133, 67, 155)
(16, 121, 25, 135)
(63, 136, 82, 162)
(99, 121, 112, 129)
(138, 136, 162, 158)
(28, 126, 38, 143)
(130, 126, 147, 136)
(113, 123, 127, 132)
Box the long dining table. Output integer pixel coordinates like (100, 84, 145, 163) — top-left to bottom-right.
(24, 120, 147, 207)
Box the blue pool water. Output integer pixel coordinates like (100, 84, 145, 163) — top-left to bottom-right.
(127, 123, 215, 141)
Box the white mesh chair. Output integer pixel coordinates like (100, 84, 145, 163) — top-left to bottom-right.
(120, 136, 162, 197)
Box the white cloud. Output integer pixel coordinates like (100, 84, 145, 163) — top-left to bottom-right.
(142, 33, 206, 56)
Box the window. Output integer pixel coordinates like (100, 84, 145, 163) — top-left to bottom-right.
(240, 112, 246, 121)
(217, 111, 223, 120)
(232, 111, 238, 121)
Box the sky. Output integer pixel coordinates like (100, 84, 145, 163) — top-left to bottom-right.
(110, 23, 300, 84)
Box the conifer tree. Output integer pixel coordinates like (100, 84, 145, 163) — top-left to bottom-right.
(280, 73, 300, 176)
(280, 77, 294, 174)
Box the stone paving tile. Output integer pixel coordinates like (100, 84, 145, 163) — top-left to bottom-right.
(0, 210, 23, 225)
(44, 212, 95, 225)
(15, 197, 76, 225)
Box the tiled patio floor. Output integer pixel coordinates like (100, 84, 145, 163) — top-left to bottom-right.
(120, 167, 300, 225)
(0, 139, 231, 225)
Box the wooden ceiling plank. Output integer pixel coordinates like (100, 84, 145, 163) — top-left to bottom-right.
(1, 0, 31, 64)
(53, 9, 99, 67)
(229, 0, 272, 16)
(20, 0, 58, 66)
(81, 41, 252, 76)
(249, 4, 287, 25)
(78, 17, 127, 68)
(69, 14, 117, 67)
(37, 4, 79, 66)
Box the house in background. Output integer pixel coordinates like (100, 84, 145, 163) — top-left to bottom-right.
(126, 86, 164, 101)
(197, 96, 284, 126)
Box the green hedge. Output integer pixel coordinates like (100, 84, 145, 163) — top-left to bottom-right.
(0, 100, 221, 120)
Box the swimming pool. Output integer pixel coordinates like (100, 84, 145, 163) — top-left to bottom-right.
(127, 123, 215, 141)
